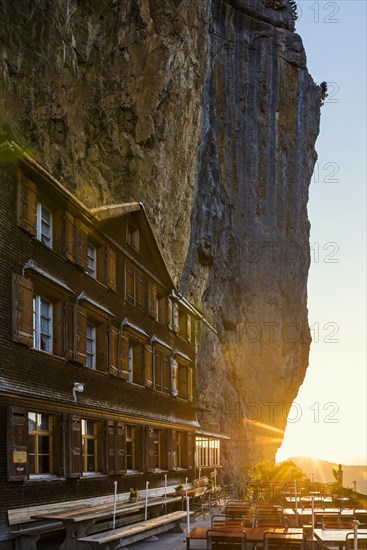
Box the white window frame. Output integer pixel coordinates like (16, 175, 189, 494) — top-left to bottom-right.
(86, 323, 96, 369)
(195, 436, 220, 468)
(87, 243, 97, 278)
(33, 295, 53, 353)
(36, 202, 53, 248)
(28, 412, 54, 477)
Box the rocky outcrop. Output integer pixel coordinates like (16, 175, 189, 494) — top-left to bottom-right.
(0, 0, 321, 475)
(180, 0, 321, 475)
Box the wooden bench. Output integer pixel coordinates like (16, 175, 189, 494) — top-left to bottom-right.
(78, 510, 189, 549)
(10, 522, 64, 550)
(7, 486, 179, 548)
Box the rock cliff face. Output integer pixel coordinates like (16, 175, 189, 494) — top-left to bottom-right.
(0, 0, 321, 476)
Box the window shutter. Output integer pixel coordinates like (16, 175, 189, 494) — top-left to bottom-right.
(145, 426, 155, 473)
(106, 420, 116, 475)
(53, 300, 63, 357)
(7, 406, 28, 481)
(171, 358, 178, 397)
(116, 421, 127, 474)
(158, 296, 166, 324)
(187, 433, 194, 470)
(105, 247, 117, 291)
(167, 429, 177, 471)
(75, 219, 88, 270)
(68, 415, 81, 478)
(118, 334, 130, 380)
(167, 297, 173, 330)
(52, 416, 61, 476)
(144, 344, 153, 389)
(108, 326, 119, 376)
(12, 274, 34, 347)
(52, 209, 63, 254)
(187, 315, 192, 342)
(63, 212, 76, 262)
(63, 302, 75, 360)
(188, 367, 193, 402)
(75, 305, 87, 365)
(17, 175, 37, 235)
(172, 302, 179, 333)
(148, 283, 157, 319)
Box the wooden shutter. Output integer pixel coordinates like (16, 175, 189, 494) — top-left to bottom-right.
(171, 358, 178, 397)
(63, 302, 75, 360)
(53, 300, 63, 357)
(126, 264, 134, 302)
(172, 302, 179, 333)
(52, 209, 63, 254)
(144, 344, 153, 389)
(167, 297, 173, 330)
(12, 274, 33, 346)
(118, 334, 129, 380)
(75, 219, 88, 270)
(7, 406, 28, 481)
(187, 433, 194, 470)
(145, 426, 155, 473)
(105, 247, 117, 291)
(167, 429, 177, 471)
(108, 326, 119, 376)
(116, 421, 126, 474)
(188, 367, 193, 402)
(158, 296, 166, 324)
(187, 315, 192, 342)
(68, 415, 81, 478)
(148, 283, 157, 319)
(75, 305, 87, 365)
(17, 175, 37, 235)
(106, 420, 116, 475)
(63, 212, 76, 262)
(105, 421, 126, 475)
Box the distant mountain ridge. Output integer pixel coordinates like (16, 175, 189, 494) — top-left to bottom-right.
(287, 456, 367, 495)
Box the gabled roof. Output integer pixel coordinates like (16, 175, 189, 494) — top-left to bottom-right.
(90, 203, 141, 219)
(91, 202, 177, 292)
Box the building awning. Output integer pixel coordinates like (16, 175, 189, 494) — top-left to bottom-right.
(195, 429, 230, 440)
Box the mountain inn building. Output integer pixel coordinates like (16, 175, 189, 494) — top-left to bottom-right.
(0, 138, 227, 542)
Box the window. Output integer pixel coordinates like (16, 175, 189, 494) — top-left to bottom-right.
(36, 202, 53, 248)
(126, 425, 141, 471)
(87, 243, 97, 278)
(33, 296, 53, 353)
(196, 437, 220, 468)
(75, 297, 113, 371)
(28, 412, 54, 476)
(81, 419, 99, 474)
(86, 323, 96, 369)
(154, 348, 170, 394)
(127, 222, 139, 252)
(128, 341, 144, 385)
(126, 263, 144, 308)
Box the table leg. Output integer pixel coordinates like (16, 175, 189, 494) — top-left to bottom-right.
(59, 519, 94, 550)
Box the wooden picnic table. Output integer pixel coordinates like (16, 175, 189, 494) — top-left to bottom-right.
(186, 526, 304, 549)
(32, 495, 181, 550)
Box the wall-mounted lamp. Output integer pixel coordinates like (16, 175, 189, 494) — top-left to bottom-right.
(73, 382, 84, 402)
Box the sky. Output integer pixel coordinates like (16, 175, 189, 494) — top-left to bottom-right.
(276, 1, 367, 466)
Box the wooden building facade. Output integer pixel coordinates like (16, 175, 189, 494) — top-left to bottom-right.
(0, 140, 206, 541)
